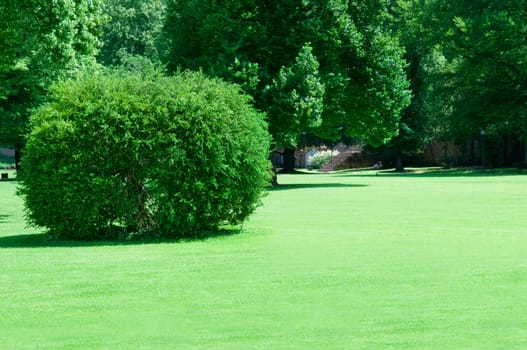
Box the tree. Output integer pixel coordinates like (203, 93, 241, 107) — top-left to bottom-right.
(19, 67, 271, 239)
(372, 0, 439, 171)
(443, 1, 527, 164)
(164, 0, 411, 172)
(97, 0, 167, 66)
(398, 0, 527, 166)
(0, 0, 105, 166)
(307, 0, 411, 147)
(266, 44, 325, 172)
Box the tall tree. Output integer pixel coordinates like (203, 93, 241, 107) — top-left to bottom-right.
(375, 0, 438, 171)
(403, 0, 527, 165)
(0, 0, 104, 166)
(164, 0, 411, 171)
(445, 0, 527, 164)
(308, 0, 411, 147)
(266, 44, 325, 171)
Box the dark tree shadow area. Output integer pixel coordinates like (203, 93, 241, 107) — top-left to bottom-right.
(336, 167, 527, 178)
(0, 228, 243, 249)
(268, 182, 367, 191)
(0, 214, 9, 224)
(0, 177, 17, 182)
(383, 167, 527, 177)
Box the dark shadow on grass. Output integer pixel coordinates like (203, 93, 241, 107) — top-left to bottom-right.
(382, 167, 527, 177)
(277, 169, 322, 175)
(0, 228, 243, 249)
(268, 183, 367, 191)
(335, 167, 527, 178)
(0, 214, 9, 224)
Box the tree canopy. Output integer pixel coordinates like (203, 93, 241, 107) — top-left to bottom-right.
(98, 0, 167, 65)
(2, 0, 527, 169)
(164, 0, 411, 149)
(440, 0, 527, 139)
(0, 0, 104, 155)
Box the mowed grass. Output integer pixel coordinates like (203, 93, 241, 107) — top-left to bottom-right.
(1, 170, 527, 349)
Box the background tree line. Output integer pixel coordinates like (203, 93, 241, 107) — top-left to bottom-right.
(2, 0, 527, 170)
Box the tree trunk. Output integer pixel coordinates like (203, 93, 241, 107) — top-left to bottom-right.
(428, 144, 434, 165)
(470, 140, 475, 165)
(395, 151, 404, 172)
(271, 167, 279, 186)
(281, 148, 296, 173)
(14, 144, 22, 171)
(270, 151, 281, 185)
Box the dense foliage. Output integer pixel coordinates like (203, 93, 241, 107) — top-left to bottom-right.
(3, 0, 527, 183)
(19, 68, 271, 239)
(0, 0, 105, 160)
(386, 0, 527, 167)
(164, 0, 411, 150)
(435, 1, 527, 145)
(308, 150, 340, 169)
(98, 0, 167, 65)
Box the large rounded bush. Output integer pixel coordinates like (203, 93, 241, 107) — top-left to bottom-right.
(19, 68, 271, 239)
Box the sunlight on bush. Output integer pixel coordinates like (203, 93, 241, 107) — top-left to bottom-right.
(307, 150, 340, 169)
(19, 67, 271, 240)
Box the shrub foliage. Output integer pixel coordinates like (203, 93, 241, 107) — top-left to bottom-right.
(19, 68, 271, 239)
(308, 150, 340, 169)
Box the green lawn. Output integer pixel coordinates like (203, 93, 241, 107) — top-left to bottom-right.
(1, 170, 526, 349)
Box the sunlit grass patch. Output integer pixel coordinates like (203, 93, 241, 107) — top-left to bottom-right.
(1, 171, 526, 349)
